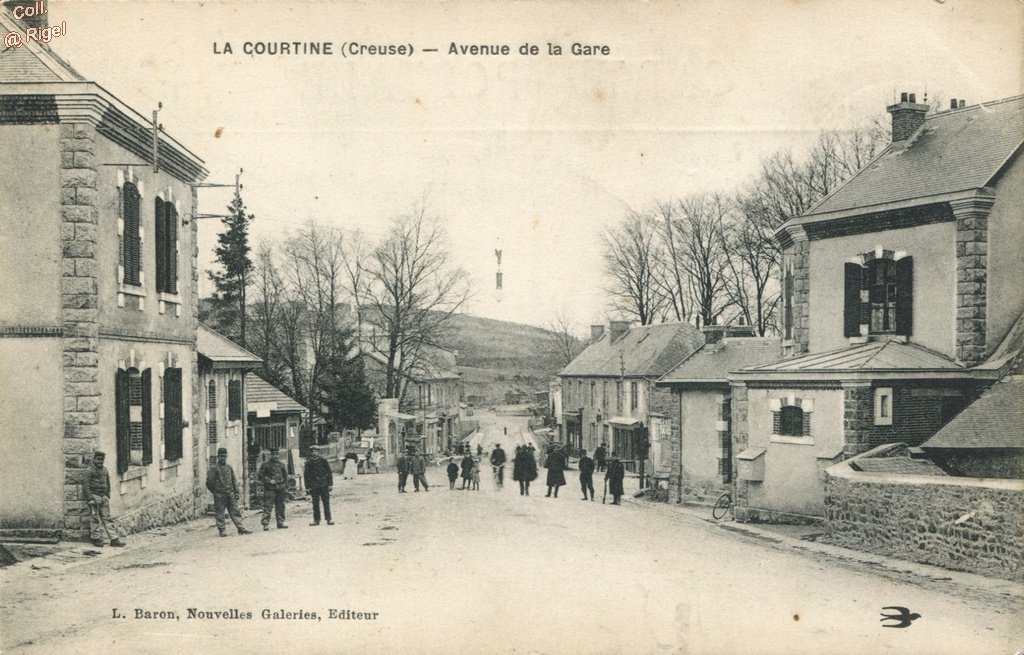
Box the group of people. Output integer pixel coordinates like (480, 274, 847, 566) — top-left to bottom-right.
(395, 446, 430, 492)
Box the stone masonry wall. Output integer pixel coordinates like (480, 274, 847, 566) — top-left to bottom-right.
(842, 384, 873, 457)
(825, 467, 1024, 580)
(951, 197, 995, 366)
(791, 239, 810, 355)
(730, 383, 749, 510)
(648, 385, 679, 501)
(60, 122, 101, 540)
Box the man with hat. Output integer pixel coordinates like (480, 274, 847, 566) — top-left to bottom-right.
(489, 442, 507, 489)
(258, 445, 289, 531)
(205, 447, 253, 536)
(396, 446, 412, 493)
(83, 450, 125, 547)
(303, 444, 334, 526)
(410, 446, 429, 492)
(578, 448, 596, 501)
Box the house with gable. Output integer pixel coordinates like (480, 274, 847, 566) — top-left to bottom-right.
(729, 92, 1024, 522)
(559, 321, 704, 475)
(0, 5, 208, 540)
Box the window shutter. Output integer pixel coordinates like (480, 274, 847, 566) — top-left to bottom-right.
(843, 263, 862, 337)
(164, 368, 183, 460)
(142, 369, 153, 465)
(228, 379, 241, 421)
(116, 369, 131, 474)
(166, 204, 178, 294)
(154, 197, 166, 293)
(895, 256, 913, 336)
(123, 183, 142, 286)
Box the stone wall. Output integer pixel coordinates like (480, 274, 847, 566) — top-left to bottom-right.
(951, 196, 995, 366)
(841, 383, 873, 457)
(730, 383, 749, 510)
(111, 489, 200, 536)
(60, 122, 101, 539)
(648, 385, 680, 501)
(791, 239, 810, 354)
(825, 451, 1024, 580)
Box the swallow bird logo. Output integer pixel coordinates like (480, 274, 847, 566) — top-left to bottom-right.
(880, 606, 921, 628)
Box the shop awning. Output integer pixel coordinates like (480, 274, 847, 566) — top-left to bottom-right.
(606, 416, 642, 428)
(392, 412, 415, 421)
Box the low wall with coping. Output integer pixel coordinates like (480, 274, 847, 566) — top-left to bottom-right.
(824, 445, 1024, 580)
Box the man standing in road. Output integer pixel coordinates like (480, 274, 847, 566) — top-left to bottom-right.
(410, 447, 429, 492)
(544, 445, 567, 498)
(578, 448, 596, 501)
(397, 448, 411, 493)
(258, 446, 289, 531)
(83, 451, 125, 547)
(595, 442, 607, 473)
(206, 447, 253, 537)
(304, 445, 334, 526)
(606, 451, 625, 505)
(489, 442, 507, 488)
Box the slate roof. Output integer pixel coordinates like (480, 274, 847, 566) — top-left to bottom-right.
(0, 12, 85, 82)
(920, 378, 1024, 450)
(850, 456, 948, 476)
(245, 376, 308, 415)
(743, 340, 963, 372)
(560, 322, 704, 378)
(659, 337, 781, 385)
(197, 324, 262, 365)
(790, 94, 1024, 224)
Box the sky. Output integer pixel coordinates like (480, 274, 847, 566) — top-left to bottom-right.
(47, 0, 1024, 331)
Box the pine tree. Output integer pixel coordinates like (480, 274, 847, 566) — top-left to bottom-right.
(322, 354, 377, 433)
(207, 192, 253, 345)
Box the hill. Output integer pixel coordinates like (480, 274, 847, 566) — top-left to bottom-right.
(439, 314, 565, 403)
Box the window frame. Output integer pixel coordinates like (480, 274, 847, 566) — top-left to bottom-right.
(874, 387, 894, 426)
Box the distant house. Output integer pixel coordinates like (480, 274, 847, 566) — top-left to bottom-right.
(730, 93, 1023, 522)
(0, 6, 207, 541)
(245, 375, 311, 458)
(559, 321, 704, 473)
(197, 324, 261, 506)
(656, 328, 780, 501)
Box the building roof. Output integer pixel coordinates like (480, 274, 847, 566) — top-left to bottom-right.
(559, 322, 704, 378)
(789, 95, 1024, 226)
(0, 12, 85, 83)
(197, 324, 262, 367)
(245, 376, 308, 415)
(850, 456, 948, 476)
(743, 340, 963, 373)
(658, 337, 781, 385)
(920, 378, 1024, 450)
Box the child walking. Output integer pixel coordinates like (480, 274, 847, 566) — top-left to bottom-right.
(470, 459, 481, 490)
(446, 458, 459, 490)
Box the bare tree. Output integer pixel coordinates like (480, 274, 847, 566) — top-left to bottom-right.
(722, 207, 779, 336)
(248, 241, 288, 385)
(601, 211, 668, 325)
(672, 193, 731, 327)
(363, 205, 471, 401)
(545, 309, 584, 369)
(653, 200, 694, 323)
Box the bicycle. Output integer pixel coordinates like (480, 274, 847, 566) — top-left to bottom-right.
(492, 464, 505, 489)
(712, 493, 732, 520)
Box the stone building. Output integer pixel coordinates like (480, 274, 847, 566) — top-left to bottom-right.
(655, 327, 779, 503)
(559, 321, 703, 476)
(730, 93, 1023, 522)
(0, 6, 208, 540)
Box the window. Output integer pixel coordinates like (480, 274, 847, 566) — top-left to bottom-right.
(602, 381, 608, 410)
(844, 254, 913, 337)
(616, 381, 623, 413)
(122, 182, 142, 286)
(590, 381, 595, 407)
(154, 197, 178, 294)
(207, 379, 218, 443)
(778, 406, 804, 437)
(253, 424, 287, 449)
(228, 379, 242, 421)
(874, 387, 893, 426)
(164, 367, 183, 460)
(115, 367, 151, 473)
(630, 381, 639, 411)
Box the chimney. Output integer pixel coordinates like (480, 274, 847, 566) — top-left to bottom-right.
(701, 325, 726, 344)
(959, 99, 966, 109)
(590, 324, 605, 341)
(950, 99, 958, 110)
(886, 91, 929, 142)
(702, 324, 756, 344)
(608, 320, 630, 343)
(3, 0, 47, 30)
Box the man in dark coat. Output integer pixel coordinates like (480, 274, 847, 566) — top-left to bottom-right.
(544, 446, 567, 498)
(578, 448, 596, 501)
(489, 443, 507, 488)
(606, 451, 625, 505)
(446, 458, 459, 490)
(83, 451, 125, 547)
(410, 449, 429, 492)
(304, 445, 334, 526)
(396, 448, 411, 493)
(206, 447, 253, 536)
(512, 446, 537, 496)
(258, 446, 289, 530)
(594, 443, 608, 472)
(460, 453, 475, 490)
